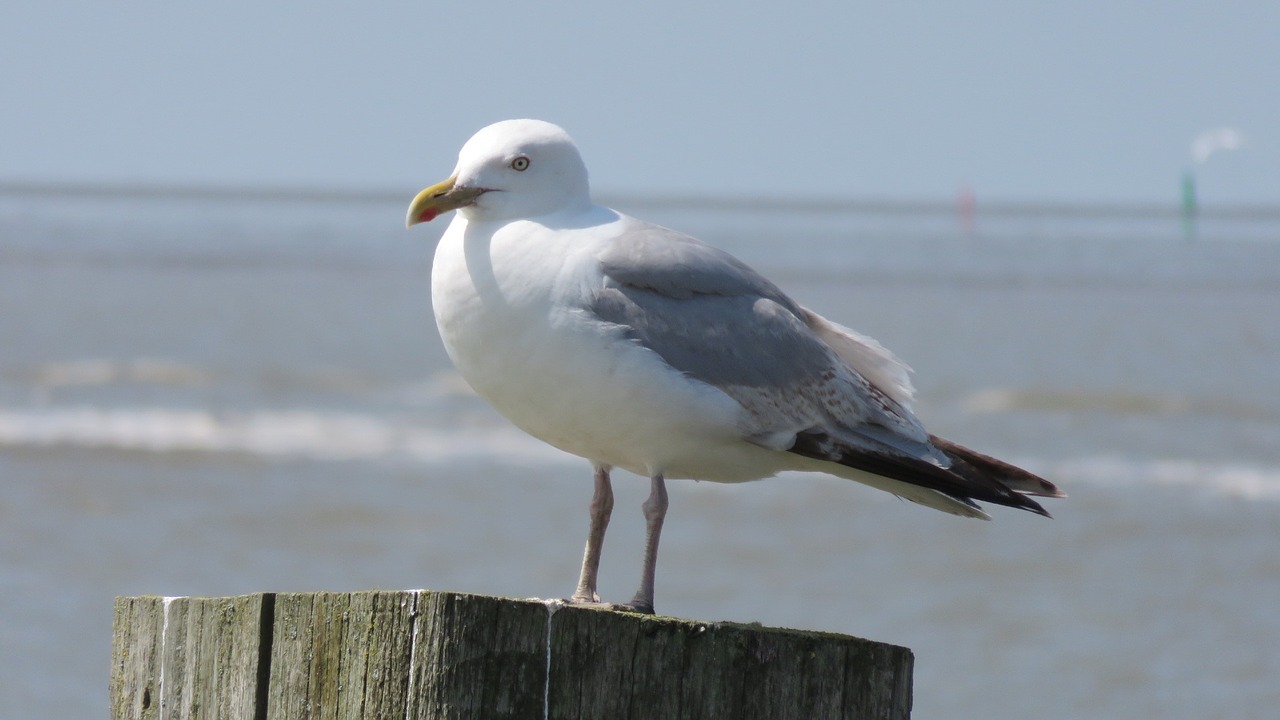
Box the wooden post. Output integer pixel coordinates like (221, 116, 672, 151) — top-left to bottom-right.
(111, 590, 913, 720)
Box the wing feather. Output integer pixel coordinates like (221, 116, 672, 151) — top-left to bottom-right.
(587, 219, 1058, 518)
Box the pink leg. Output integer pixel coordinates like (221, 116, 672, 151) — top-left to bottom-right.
(570, 465, 614, 603)
(624, 473, 668, 614)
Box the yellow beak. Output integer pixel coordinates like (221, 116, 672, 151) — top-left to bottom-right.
(405, 175, 485, 227)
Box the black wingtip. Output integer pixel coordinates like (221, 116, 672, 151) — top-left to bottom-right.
(790, 429, 1063, 519)
(994, 487, 1053, 518)
(930, 435, 1066, 506)
(1024, 499, 1053, 519)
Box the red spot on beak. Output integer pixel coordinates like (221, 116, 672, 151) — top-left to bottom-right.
(418, 208, 439, 223)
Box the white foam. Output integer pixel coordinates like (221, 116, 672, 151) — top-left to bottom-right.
(962, 388, 1273, 421)
(33, 358, 210, 388)
(0, 405, 567, 465)
(1047, 456, 1280, 503)
(3, 405, 1277, 504)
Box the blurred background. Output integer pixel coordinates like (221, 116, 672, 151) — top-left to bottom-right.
(2, 2, 1278, 719)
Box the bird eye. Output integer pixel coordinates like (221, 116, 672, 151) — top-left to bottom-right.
(510, 156, 530, 171)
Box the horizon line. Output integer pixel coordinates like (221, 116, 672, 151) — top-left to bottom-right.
(2, 179, 1278, 221)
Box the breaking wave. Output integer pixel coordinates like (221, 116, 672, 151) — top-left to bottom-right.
(0, 406, 564, 465)
(1044, 456, 1280, 503)
(2, 405, 1278, 503)
(963, 388, 1275, 422)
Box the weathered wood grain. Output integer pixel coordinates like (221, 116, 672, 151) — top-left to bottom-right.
(546, 605, 913, 720)
(111, 590, 912, 720)
(265, 590, 418, 719)
(111, 596, 165, 720)
(410, 592, 550, 719)
(110, 595, 269, 720)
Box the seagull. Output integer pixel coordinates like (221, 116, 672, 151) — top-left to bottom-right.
(406, 119, 1063, 614)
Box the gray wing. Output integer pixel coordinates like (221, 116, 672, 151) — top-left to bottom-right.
(593, 224, 828, 388)
(590, 283, 831, 388)
(589, 224, 931, 447)
(595, 224, 800, 305)
(590, 223, 1058, 517)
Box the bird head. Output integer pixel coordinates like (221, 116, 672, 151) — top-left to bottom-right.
(406, 119, 591, 227)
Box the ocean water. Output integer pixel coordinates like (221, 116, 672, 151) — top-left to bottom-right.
(1, 191, 1278, 719)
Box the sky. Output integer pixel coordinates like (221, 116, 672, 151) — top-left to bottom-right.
(2, 1, 1277, 206)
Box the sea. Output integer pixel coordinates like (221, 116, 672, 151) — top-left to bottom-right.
(1, 187, 1278, 719)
